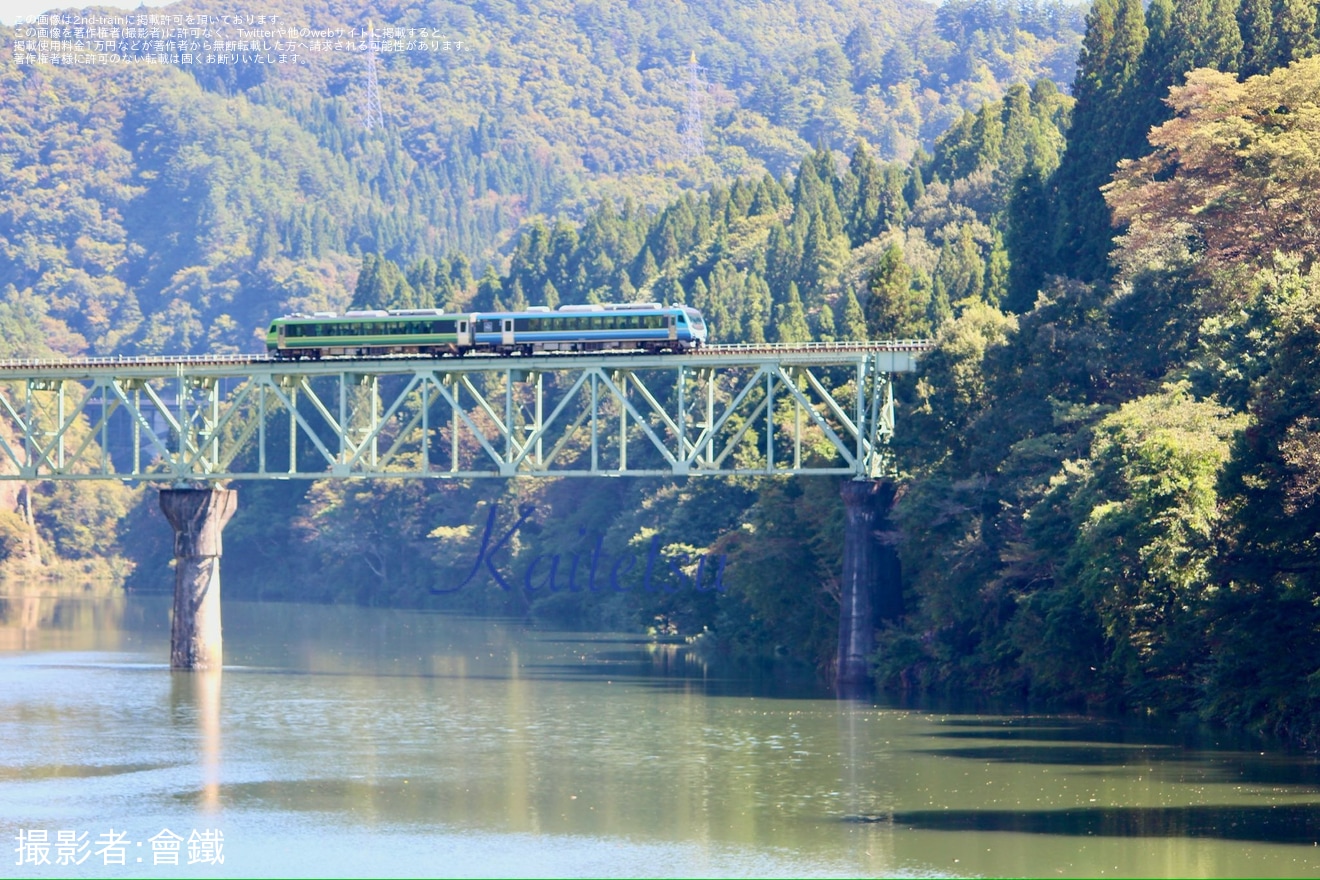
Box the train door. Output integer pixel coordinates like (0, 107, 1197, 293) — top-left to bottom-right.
(502, 318, 515, 347)
(667, 314, 678, 341)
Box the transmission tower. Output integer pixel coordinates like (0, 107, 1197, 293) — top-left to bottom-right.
(359, 20, 385, 131)
(679, 51, 706, 162)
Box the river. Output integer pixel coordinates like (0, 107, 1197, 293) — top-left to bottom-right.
(2, 591, 1318, 878)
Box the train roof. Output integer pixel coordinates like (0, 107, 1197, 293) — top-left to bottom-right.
(272, 310, 460, 322)
(272, 303, 702, 322)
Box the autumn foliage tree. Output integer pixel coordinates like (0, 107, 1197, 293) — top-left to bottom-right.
(1105, 58, 1320, 279)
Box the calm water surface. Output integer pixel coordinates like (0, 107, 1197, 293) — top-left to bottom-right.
(2, 591, 1319, 878)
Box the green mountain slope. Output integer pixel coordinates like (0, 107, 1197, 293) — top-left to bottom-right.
(0, 0, 1083, 356)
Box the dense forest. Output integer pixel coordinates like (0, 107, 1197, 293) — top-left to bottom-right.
(5, 0, 1320, 746)
(0, 0, 1085, 355)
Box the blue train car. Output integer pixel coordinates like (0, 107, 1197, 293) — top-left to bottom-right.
(471, 303, 706, 354)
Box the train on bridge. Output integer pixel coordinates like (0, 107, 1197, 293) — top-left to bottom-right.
(266, 303, 708, 360)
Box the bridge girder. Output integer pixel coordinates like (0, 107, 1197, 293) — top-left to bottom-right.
(0, 345, 925, 484)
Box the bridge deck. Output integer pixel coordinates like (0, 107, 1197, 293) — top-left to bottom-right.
(0, 342, 930, 483)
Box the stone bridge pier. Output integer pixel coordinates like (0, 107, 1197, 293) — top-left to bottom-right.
(837, 479, 903, 690)
(160, 487, 237, 671)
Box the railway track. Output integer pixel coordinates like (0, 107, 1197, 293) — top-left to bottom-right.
(0, 340, 934, 372)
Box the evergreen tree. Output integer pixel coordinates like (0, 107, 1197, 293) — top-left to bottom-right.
(1169, 0, 1212, 74)
(1008, 161, 1050, 312)
(450, 254, 474, 296)
(407, 257, 440, 309)
(928, 274, 952, 329)
(1274, 0, 1319, 65)
(904, 153, 927, 206)
(654, 273, 685, 306)
(935, 225, 986, 305)
(634, 247, 660, 288)
(881, 164, 910, 230)
(1050, 0, 1147, 282)
(1204, 0, 1244, 70)
(816, 298, 837, 341)
(508, 277, 530, 312)
(843, 22, 881, 91)
(1237, 0, 1276, 76)
(749, 175, 784, 217)
(799, 212, 847, 303)
(847, 142, 885, 246)
(542, 279, 561, 310)
(774, 282, 811, 344)
(1126, 0, 1178, 158)
(839, 287, 868, 340)
(743, 273, 772, 344)
(985, 230, 1010, 307)
(353, 253, 414, 310)
(765, 222, 802, 304)
(865, 243, 930, 338)
(475, 265, 504, 312)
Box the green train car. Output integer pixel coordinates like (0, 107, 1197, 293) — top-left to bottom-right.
(266, 310, 472, 359)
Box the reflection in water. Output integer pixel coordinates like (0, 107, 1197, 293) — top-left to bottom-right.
(170, 670, 223, 814)
(918, 744, 1173, 766)
(2, 594, 1320, 878)
(888, 804, 1320, 845)
(0, 587, 129, 652)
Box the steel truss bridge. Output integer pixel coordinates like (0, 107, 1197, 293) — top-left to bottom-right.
(0, 342, 929, 484)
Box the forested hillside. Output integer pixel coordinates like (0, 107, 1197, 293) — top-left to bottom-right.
(879, 0, 1320, 747)
(6, 0, 1320, 747)
(0, 0, 1083, 357)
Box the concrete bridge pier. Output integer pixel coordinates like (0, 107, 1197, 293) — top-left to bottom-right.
(160, 487, 237, 671)
(837, 479, 903, 690)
